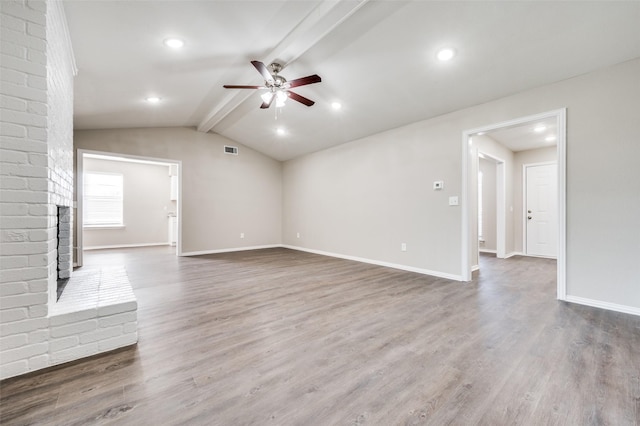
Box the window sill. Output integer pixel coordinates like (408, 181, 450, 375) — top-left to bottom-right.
(83, 225, 126, 230)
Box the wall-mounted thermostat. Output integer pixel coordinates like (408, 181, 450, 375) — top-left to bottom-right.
(433, 180, 444, 190)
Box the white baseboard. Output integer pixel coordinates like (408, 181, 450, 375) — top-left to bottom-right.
(564, 295, 640, 317)
(472, 265, 480, 272)
(479, 249, 497, 254)
(504, 251, 523, 259)
(181, 244, 281, 256)
(282, 245, 463, 281)
(84, 242, 170, 250)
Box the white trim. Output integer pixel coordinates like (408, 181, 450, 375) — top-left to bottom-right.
(505, 251, 523, 259)
(283, 245, 463, 281)
(83, 225, 126, 230)
(181, 245, 282, 256)
(521, 253, 557, 260)
(461, 132, 472, 281)
(565, 296, 640, 317)
(556, 109, 567, 301)
(479, 249, 497, 254)
(83, 153, 175, 167)
(77, 149, 183, 258)
(471, 265, 480, 272)
(462, 108, 567, 298)
(84, 242, 169, 250)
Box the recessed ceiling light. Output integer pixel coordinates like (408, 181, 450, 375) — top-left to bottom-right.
(331, 102, 342, 110)
(163, 38, 184, 49)
(534, 125, 546, 133)
(276, 127, 286, 136)
(145, 97, 161, 103)
(436, 47, 456, 61)
(545, 135, 557, 142)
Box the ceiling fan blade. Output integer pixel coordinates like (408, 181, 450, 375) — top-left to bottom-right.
(287, 90, 315, 107)
(223, 85, 264, 89)
(287, 74, 321, 88)
(251, 60, 274, 83)
(260, 93, 275, 109)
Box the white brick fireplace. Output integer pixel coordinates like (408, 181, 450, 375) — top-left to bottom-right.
(1, 0, 138, 380)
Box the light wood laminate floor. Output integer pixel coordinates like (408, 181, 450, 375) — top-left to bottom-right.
(1, 247, 639, 425)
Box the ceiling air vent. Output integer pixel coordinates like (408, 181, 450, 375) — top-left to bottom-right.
(224, 146, 238, 155)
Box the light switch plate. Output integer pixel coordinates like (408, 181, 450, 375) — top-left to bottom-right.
(449, 196, 459, 206)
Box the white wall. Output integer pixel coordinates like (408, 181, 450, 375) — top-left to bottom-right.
(282, 58, 640, 312)
(83, 158, 172, 249)
(74, 127, 282, 254)
(479, 157, 497, 252)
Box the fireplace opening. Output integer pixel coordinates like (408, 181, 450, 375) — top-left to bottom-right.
(56, 205, 72, 300)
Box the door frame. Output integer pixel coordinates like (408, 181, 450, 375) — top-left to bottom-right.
(523, 161, 557, 258)
(461, 108, 567, 300)
(76, 149, 183, 267)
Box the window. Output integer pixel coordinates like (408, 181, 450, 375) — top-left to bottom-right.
(83, 172, 123, 226)
(478, 170, 483, 241)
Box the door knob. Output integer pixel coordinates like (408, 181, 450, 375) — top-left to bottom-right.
(527, 210, 532, 213)
(528, 216, 532, 220)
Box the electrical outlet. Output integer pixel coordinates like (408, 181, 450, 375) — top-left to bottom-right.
(240, 233, 244, 239)
(449, 196, 459, 206)
(401, 243, 407, 252)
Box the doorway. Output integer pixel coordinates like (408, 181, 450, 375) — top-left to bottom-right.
(76, 150, 182, 267)
(524, 162, 557, 257)
(462, 108, 566, 300)
(477, 152, 506, 263)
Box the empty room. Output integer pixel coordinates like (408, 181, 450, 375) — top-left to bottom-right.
(1, 1, 639, 424)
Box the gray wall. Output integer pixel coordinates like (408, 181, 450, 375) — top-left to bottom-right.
(75, 127, 282, 254)
(282, 58, 640, 310)
(83, 158, 172, 248)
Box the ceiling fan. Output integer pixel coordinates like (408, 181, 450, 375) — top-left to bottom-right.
(223, 60, 321, 109)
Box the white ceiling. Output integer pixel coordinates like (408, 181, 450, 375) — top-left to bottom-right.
(486, 117, 558, 153)
(64, 1, 640, 161)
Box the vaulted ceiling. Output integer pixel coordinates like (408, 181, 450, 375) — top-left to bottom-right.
(64, 1, 640, 161)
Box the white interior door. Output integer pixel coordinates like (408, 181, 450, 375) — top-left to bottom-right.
(525, 163, 557, 257)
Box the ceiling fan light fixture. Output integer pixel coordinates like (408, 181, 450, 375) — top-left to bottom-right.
(275, 90, 288, 108)
(436, 47, 456, 61)
(163, 38, 184, 49)
(261, 92, 273, 103)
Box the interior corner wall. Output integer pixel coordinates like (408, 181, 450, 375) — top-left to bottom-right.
(74, 127, 282, 254)
(479, 158, 497, 252)
(82, 158, 171, 249)
(282, 58, 640, 312)
(475, 135, 516, 258)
